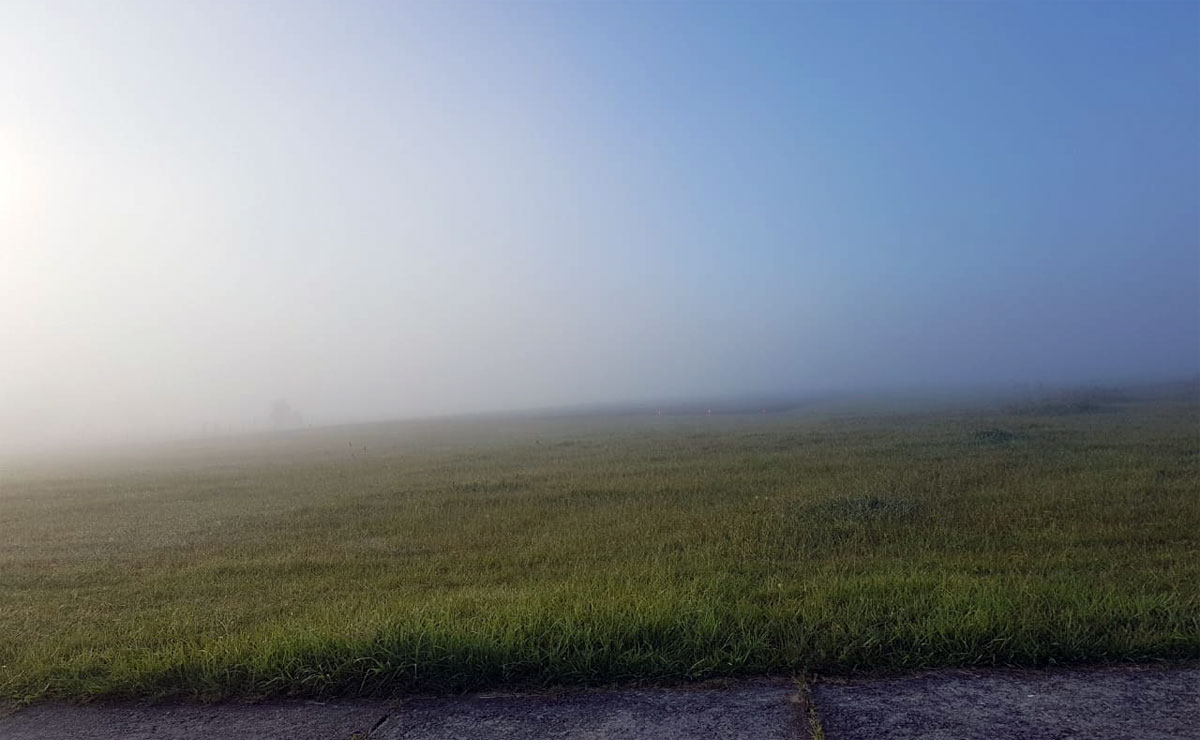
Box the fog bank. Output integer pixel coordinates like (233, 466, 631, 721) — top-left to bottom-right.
(2, 1, 1197, 451)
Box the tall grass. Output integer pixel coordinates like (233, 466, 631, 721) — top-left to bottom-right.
(0, 398, 1196, 701)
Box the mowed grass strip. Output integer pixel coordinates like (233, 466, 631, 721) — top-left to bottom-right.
(0, 398, 1196, 701)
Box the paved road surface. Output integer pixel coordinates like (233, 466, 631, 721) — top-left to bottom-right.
(812, 664, 1199, 740)
(375, 679, 801, 740)
(1, 665, 1195, 739)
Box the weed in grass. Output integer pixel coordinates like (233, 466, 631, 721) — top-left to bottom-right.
(972, 429, 1019, 444)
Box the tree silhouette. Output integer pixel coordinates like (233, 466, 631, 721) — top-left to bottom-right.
(269, 399, 303, 429)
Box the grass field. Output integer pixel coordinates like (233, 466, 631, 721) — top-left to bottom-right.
(1, 392, 1197, 702)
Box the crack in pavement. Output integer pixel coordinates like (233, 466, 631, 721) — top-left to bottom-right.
(366, 710, 392, 738)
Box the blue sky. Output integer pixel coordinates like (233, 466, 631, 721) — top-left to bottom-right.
(1, 0, 1197, 444)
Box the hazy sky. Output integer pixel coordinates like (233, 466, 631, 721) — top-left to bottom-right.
(2, 0, 1198, 448)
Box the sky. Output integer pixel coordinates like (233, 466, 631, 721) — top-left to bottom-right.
(1, 0, 1198, 448)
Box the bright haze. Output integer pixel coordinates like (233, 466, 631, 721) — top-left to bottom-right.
(2, 1, 1197, 450)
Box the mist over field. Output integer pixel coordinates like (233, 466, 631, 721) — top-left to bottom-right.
(2, 1, 1198, 451)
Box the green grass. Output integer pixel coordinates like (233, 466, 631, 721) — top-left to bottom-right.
(0, 395, 1197, 702)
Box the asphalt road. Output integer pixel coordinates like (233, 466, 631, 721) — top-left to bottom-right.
(812, 664, 1200, 740)
(1, 665, 1195, 739)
